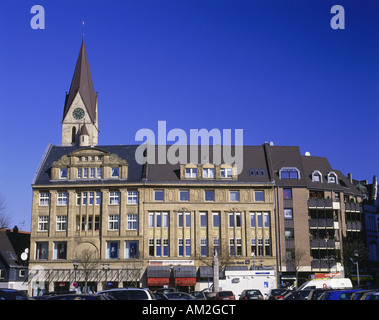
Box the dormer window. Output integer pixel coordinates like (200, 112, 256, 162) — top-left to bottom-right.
(312, 170, 322, 183)
(328, 172, 338, 184)
(203, 168, 215, 178)
(220, 168, 233, 178)
(111, 167, 120, 178)
(185, 168, 197, 178)
(59, 168, 68, 179)
(279, 168, 300, 179)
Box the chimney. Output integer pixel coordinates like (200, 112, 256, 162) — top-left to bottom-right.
(13, 225, 18, 233)
(347, 173, 353, 183)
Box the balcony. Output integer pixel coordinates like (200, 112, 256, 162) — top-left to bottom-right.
(310, 239, 336, 249)
(345, 202, 361, 212)
(308, 198, 333, 209)
(311, 259, 337, 270)
(309, 219, 334, 229)
(346, 221, 362, 232)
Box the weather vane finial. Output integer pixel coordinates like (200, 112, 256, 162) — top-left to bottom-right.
(82, 21, 85, 39)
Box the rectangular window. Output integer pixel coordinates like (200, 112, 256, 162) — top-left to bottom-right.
(35, 242, 48, 260)
(154, 190, 164, 201)
(264, 212, 270, 228)
(82, 192, 87, 205)
(230, 190, 239, 202)
(127, 191, 138, 204)
(220, 168, 232, 178)
(108, 215, 119, 230)
(236, 212, 241, 227)
(39, 193, 50, 206)
(163, 239, 169, 257)
(251, 238, 257, 256)
(179, 190, 189, 201)
(77, 193, 81, 206)
(156, 212, 162, 228)
(185, 168, 197, 178)
(96, 192, 101, 205)
(59, 168, 68, 179)
(229, 239, 235, 256)
(254, 191, 264, 202)
(229, 213, 235, 228)
(88, 216, 93, 231)
(38, 216, 48, 231)
(203, 168, 215, 178)
(283, 188, 292, 200)
(125, 241, 139, 259)
(213, 212, 220, 228)
(90, 168, 96, 178)
(258, 238, 263, 256)
(185, 239, 191, 256)
(111, 167, 119, 178)
(178, 239, 184, 256)
(250, 213, 256, 228)
(178, 212, 183, 228)
(205, 190, 215, 201)
(163, 212, 169, 228)
(200, 212, 207, 228)
(95, 216, 100, 231)
(57, 192, 68, 206)
(53, 242, 67, 260)
(284, 208, 293, 219)
(149, 213, 154, 228)
(257, 212, 263, 227)
(285, 229, 294, 239)
(236, 238, 242, 256)
(97, 167, 102, 178)
(89, 192, 94, 205)
(149, 239, 154, 256)
(185, 212, 191, 227)
(127, 214, 138, 230)
(107, 241, 119, 259)
(77, 168, 82, 178)
(109, 191, 120, 205)
(200, 239, 207, 256)
(214, 238, 220, 255)
(265, 239, 271, 256)
(156, 239, 162, 257)
(56, 215, 67, 231)
(83, 168, 88, 178)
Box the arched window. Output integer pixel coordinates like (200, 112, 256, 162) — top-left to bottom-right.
(312, 170, 322, 183)
(71, 126, 77, 143)
(279, 168, 300, 180)
(327, 171, 338, 184)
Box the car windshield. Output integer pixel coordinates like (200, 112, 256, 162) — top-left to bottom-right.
(246, 290, 261, 295)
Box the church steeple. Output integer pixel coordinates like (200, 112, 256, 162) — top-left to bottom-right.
(61, 38, 99, 147)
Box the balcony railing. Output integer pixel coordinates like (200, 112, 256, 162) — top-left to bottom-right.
(310, 239, 336, 249)
(345, 202, 362, 212)
(346, 221, 362, 231)
(309, 219, 334, 228)
(308, 198, 333, 209)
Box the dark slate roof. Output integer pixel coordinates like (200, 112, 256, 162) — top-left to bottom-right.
(145, 145, 272, 184)
(33, 145, 144, 186)
(62, 39, 97, 123)
(0, 229, 29, 268)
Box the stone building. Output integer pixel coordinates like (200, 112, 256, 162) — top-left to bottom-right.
(28, 38, 363, 295)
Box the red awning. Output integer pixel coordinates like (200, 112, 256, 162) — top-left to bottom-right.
(175, 277, 196, 286)
(147, 277, 170, 286)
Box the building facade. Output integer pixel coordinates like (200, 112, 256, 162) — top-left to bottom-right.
(28, 39, 364, 295)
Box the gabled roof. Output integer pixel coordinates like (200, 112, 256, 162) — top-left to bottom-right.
(62, 39, 97, 123)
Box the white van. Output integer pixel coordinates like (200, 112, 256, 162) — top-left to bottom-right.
(298, 278, 353, 291)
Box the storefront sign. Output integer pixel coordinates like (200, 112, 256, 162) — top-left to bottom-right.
(147, 278, 170, 286)
(175, 277, 196, 286)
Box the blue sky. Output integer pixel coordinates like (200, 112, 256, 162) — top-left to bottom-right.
(0, 0, 378, 231)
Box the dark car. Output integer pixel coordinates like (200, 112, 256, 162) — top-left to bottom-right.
(267, 288, 287, 300)
(97, 288, 156, 300)
(239, 289, 264, 300)
(0, 289, 33, 300)
(46, 293, 112, 300)
(190, 291, 207, 300)
(154, 292, 169, 300)
(216, 291, 235, 300)
(282, 289, 313, 300)
(165, 292, 197, 300)
(34, 290, 77, 299)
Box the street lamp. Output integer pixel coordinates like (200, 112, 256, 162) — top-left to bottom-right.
(73, 261, 79, 282)
(349, 256, 360, 287)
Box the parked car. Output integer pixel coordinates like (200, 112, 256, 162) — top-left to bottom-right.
(282, 289, 314, 300)
(165, 292, 198, 300)
(45, 293, 113, 300)
(190, 291, 207, 300)
(97, 288, 156, 300)
(155, 288, 177, 294)
(267, 288, 287, 300)
(154, 292, 169, 300)
(359, 290, 379, 300)
(216, 291, 235, 300)
(318, 289, 360, 300)
(0, 289, 33, 300)
(239, 289, 264, 300)
(33, 290, 77, 299)
(307, 289, 330, 300)
(350, 289, 376, 300)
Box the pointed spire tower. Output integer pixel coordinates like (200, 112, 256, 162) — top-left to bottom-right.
(62, 34, 99, 146)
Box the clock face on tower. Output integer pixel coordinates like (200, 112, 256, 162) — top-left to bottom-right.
(73, 108, 85, 120)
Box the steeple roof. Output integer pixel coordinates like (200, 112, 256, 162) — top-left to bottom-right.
(63, 39, 97, 123)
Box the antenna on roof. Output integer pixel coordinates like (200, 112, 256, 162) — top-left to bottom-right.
(82, 21, 85, 39)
